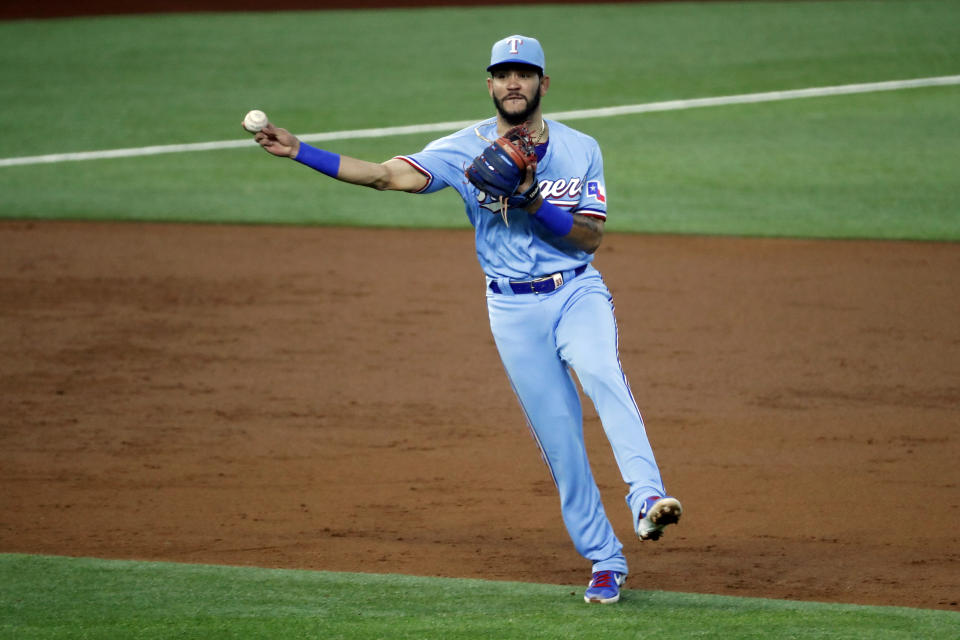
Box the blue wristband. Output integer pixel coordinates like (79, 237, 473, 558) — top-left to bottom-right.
(532, 200, 575, 236)
(293, 142, 340, 178)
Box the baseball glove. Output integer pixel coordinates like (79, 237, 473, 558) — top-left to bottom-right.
(465, 125, 540, 209)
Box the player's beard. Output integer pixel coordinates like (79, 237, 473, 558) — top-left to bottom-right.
(493, 89, 542, 126)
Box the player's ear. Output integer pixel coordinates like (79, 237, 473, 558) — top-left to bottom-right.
(487, 76, 494, 96)
(539, 75, 550, 95)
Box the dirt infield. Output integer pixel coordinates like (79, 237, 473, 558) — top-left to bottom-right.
(1, 220, 957, 610)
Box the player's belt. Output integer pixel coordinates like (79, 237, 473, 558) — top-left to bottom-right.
(489, 265, 587, 295)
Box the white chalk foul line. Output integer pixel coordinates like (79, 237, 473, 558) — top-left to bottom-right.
(1, 74, 958, 168)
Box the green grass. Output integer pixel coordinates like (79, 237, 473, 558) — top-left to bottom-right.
(601, 86, 960, 239)
(0, 1, 959, 239)
(2, 554, 957, 639)
(2, 6, 958, 637)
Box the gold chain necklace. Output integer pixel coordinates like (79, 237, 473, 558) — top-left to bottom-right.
(533, 119, 546, 143)
(474, 119, 546, 144)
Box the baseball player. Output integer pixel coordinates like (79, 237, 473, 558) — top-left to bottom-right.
(250, 34, 682, 605)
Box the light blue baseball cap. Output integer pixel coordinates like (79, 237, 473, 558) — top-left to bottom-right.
(486, 35, 545, 73)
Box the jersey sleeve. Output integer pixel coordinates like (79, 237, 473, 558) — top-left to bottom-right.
(393, 134, 466, 195)
(573, 141, 608, 220)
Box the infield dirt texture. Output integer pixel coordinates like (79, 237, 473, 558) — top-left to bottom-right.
(2, 0, 959, 614)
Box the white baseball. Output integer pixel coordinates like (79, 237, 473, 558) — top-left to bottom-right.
(243, 109, 268, 133)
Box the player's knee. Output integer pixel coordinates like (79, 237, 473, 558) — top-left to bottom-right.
(572, 359, 624, 390)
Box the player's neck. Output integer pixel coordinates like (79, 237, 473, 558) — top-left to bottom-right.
(497, 114, 548, 142)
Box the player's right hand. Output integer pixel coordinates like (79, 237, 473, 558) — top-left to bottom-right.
(253, 123, 300, 159)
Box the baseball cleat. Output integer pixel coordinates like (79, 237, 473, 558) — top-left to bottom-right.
(637, 496, 683, 541)
(584, 570, 626, 604)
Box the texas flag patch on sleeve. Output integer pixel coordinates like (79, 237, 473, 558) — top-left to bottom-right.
(586, 180, 606, 203)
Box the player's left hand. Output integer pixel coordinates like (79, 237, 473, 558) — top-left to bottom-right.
(465, 125, 537, 205)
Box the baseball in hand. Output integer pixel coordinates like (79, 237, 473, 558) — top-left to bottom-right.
(243, 109, 268, 133)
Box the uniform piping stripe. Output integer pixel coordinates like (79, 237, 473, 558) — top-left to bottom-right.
(393, 155, 433, 193)
(603, 280, 646, 431)
(607, 296, 666, 496)
(573, 208, 607, 220)
(503, 368, 561, 489)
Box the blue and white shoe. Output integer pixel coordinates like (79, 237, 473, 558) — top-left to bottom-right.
(637, 496, 683, 541)
(584, 570, 626, 604)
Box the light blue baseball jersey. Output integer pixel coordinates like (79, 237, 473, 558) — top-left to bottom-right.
(396, 117, 608, 280)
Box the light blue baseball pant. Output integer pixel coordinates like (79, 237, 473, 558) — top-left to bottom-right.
(486, 266, 666, 575)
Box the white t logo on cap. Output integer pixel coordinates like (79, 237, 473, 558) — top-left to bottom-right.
(508, 37, 523, 54)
